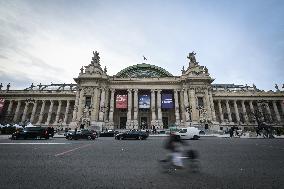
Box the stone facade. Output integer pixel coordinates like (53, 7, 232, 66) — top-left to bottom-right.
(0, 51, 283, 131)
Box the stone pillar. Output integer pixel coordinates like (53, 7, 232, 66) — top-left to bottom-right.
(108, 89, 115, 123)
(91, 87, 99, 121)
(72, 90, 80, 122)
(133, 89, 139, 129)
(281, 101, 284, 117)
(241, 100, 248, 123)
(157, 89, 163, 128)
(183, 89, 190, 121)
(265, 103, 272, 122)
(150, 89, 156, 125)
(13, 100, 21, 123)
(30, 100, 38, 124)
(21, 102, 29, 123)
(226, 100, 232, 122)
(205, 89, 212, 121)
(76, 89, 85, 122)
(249, 101, 256, 123)
(46, 100, 54, 125)
(209, 91, 216, 121)
(189, 89, 197, 122)
(99, 88, 106, 121)
(7, 100, 13, 115)
(63, 100, 70, 124)
(104, 89, 110, 122)
(233, 100, 240, 123)
(127, 89, 133, 129)
(272, 101, 281, 122)
(174, 90, 180, 125)
(179, 90, 185, 124)
(55, 100, 62, 124)
(218, 100, 224, 123)
(37, 100, 46, 125)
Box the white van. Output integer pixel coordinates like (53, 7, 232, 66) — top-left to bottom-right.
(175, 127, 200, 140)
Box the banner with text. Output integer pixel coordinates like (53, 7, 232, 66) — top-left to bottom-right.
(116, 94, 127, 109)
(139, 94, 150, 109)
(161, 93, 174, 109)
(0, 98, 5, 114)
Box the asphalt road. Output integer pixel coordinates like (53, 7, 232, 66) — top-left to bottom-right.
(0, 136, 283, 189)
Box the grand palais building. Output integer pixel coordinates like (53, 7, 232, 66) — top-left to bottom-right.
(0, 51, 283, 131)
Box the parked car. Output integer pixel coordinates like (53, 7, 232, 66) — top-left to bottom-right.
(65, 129, 97, 140)
(99, 130, 118, 137)
(175, 127, 200, 140)
(115, 130, 149, 140)
(11, 126, 49, 140)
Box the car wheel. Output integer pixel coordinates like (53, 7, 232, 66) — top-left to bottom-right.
(69, 136, 73, 140)
(193, 135, 199, 140)
(87, 136, 92, 140)
(138, 136, 143, 140)
(120, 137, 123, 140)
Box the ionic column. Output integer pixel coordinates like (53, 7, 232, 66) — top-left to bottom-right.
(241, 100, 248, 123)
(7, 100, 13, 115)
(233, 100, 240, 123)
(209, 90, 216, 121)
(30, 100, 38, 123)
(76, 89, 85, 122)
(37, 100, 46, 125)
(21, 102, 29, 122)
(174, 90, 180, 124)
(133, 89, 139, 128)
(63, 100, 70, 124)
(218, 100, 224, 123)
(151, 89, 156, 123)
(281, 101, 284, 117)
(183, 89, 190, 121)
(104, 90, 110, 122)
(13, 100, 21, 123)
(72, 89, 80, 121)
(205, 89, 212, 121)
(157, 90, 163, 127)
(249, 101, 256, 123)
(189, 89, 197, 121)
(46, 100, 54, 125)
(91, 87, 100, 121)
(179, 90, 185, 123)
(272, 101, 281, 122)
(55, 100, 62, 124)
(108, 89, 115, 123)
(99, 88, 106, 121)
(265, 103, 272, 121)
(226, 100, 232, 122)
(127, 89, 133, 127)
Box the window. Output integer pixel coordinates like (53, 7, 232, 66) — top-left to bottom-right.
(198, 97, 204, 107)
(85, 97, 91, 108)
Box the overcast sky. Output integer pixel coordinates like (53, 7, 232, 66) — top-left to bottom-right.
(0, 0, 283, 91)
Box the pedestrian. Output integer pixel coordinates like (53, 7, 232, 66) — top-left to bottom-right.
(229, 127, 234, 137)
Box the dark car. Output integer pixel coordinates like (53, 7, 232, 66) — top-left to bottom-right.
(11, 127, 49, 140)
(65, 129, 97, 140)
(99, 130, 119, 137)
(115, 130, 148, 140)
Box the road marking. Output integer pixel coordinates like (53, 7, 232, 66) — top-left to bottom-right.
(54, 143, 93, 157)
(0, 143, 69, 145)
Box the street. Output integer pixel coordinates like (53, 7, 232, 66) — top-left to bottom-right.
(0, 137, 284, 189)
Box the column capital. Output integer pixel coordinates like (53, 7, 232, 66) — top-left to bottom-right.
(133, 88, 138, 93)
(127, 89, 132, 93)
(151, 89, 156, 93)
(110, 88, 116, 93)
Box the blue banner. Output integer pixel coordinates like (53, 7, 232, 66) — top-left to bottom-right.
(161, 93, 174, 109)
(139, 94, 150, 109)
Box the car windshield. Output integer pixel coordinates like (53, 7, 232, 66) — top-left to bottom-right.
(179, 129, 187, 133)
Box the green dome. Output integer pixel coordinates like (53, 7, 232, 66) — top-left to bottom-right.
(116, 63, 173, 78)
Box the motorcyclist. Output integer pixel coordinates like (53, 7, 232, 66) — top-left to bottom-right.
(164, 132, 187, 168)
